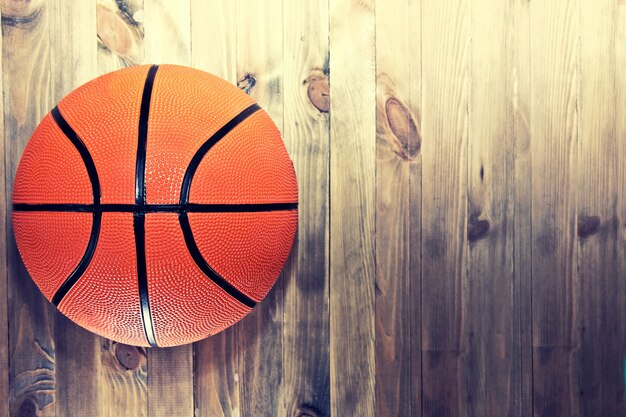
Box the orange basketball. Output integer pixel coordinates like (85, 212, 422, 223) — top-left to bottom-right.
(12, 64, 298, 347)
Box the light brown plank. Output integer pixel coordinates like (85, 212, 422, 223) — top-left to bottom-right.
(101, 341, 148, 417)
(190, 1, 241, 415)
(141, 2, 194, 416)
(375, 0, 421, 415)
(234, 1, 285, 415)
(95, 2, 148, 416)
(144, 0, 190, 65)
(529, 1, 579, 416)
(406, 3, 423, 414)
(96, 0, 144, 73)
(190, 0, 236, 82)
(2, 1, 55, 415)
(47, 1, 101, 416)
(578, 1, 626, 416)
(420, 0, 470, 415)
(510, 1, 533, 416)
(0, 3, 7, 414)
(329, 0, 376, 415)
(281, 0, 330, 416)
(467, 1, 520, 416)
(616, 1, 626, 412)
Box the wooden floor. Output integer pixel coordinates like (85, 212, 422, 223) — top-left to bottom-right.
(1, 0, 625, 416)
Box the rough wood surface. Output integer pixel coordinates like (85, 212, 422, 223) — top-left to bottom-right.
(95, 2, 149, 416)
(329, 0, 376, 416)
(530, 1, 579, 417)
(420, 0, 469, 416)
(190, 2, 241, 416)
(48, 2, 101, 416)
(616, 3, 626, 415)
(467, 1, 519, 416)
(282, 0, 330, 416)
(375, 0, 421, 415)
(141, 2, 195, 416)
(578, 1, 626, 416)
(234, 1, 285, 415)
(510, 1, 533, 416)
(0, 5, 7, 417)
(101, 341, 147, 417)
(2, 1, 55, 416)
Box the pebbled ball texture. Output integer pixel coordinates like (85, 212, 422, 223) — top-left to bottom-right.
(12, 64, 298, 347)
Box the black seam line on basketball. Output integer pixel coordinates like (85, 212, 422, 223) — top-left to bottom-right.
(134, 213, 157, 347)
(12, 202, 298, 213)
(136, 65, 159, 348)
(179, 212, 257, 308)
(51, 106, 101, 204)
(51, 212, 101, 306)
(179, 103, 261, 206)
(50, 107, 103, 307)
(136, 64, 158, 205)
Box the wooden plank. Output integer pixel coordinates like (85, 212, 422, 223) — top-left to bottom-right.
(144, 0, 190, 65)
(101, 340, 147, 417)
(510, 1, 533, 416)
(189, 1, 241, 416)
(529, 1, 579, 416)
(616, 0, 626, 412)
(406, 3, 423, 415)
(281, 0, 330, 416)
(374, 0, 421, 415)
(95, 2, 148, 417)
(141, 2, 194, 416)
(467, 1, 519, 416)
(96, 0, 144, 73)
(234, 1, 285, 415)
(420, 0, 469, 415)
(578, 1, 626, 416)
(0, 4, 7, 415)
(47, 1, 101, 416)
(329, 0, 376, 415)
(190, 0, 236, 82)
(2, 1, 56, 415)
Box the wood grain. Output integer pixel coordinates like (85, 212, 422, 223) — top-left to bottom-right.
(467, 1, 519, 416)
(0, 4, 7, 416)
(95, 2, 148, 416)
(1, 3, 625, 416)
(420, 0, 469, 415)
(96, 0, 143, 72)
(510, 1, 533, 416)
(101, 341, 147, 417)
(2, 1, 55, 416)
(190, 2, 241, 416)
(282, 0, 330, 416)
(141, 2, 195, 416)
(615, 1, 626, 413)
(375, 0, 421, 415)
(235, 1, 285, 415)
(530, 1, 579, 416)
(578, 1, 626, 416)
(48, 1, 101, 416)
(144, 0, 190, 65)
(329, 0, 376, 416)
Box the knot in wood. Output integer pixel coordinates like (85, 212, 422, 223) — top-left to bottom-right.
(384, 97, 420, 160)
(307, 75, 330, 113)
(468, 219, 490, 242)
(18, 399, 37, 417)
(577, 215, 601, 239)
(115, 343, 141, 370)
(238, 74, 257, 95)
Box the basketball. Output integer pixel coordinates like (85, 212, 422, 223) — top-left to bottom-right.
(11, 64, 298, 347)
